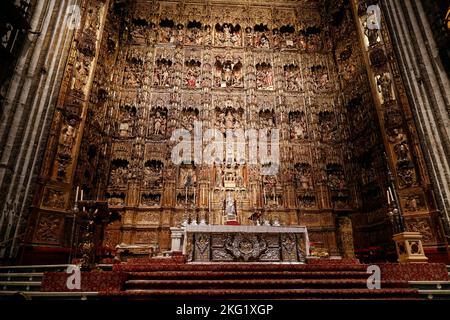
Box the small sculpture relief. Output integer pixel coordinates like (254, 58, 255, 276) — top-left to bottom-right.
(406, 218, 434, 243)
(404, 195, 421, 212)
(34, 213, 61, 243)
(310, 64, 332, 92)
(43, 189, 66, 209)
(289, 111, 308, 140)
(294, 163, 313, 190)
(215, 106, 244, 133)
(143, 160, 163, 188)
(185, 20, 203, 45)
(109, 160, 129, 188)
(298, 27, 322, 52)
(256, 62, 274, 90)
(284, 64, 303, 91)
(214, 57, 243, 88)
(326, 164, 347, 192)
(118, 105, 135, 137)
(107, 193, 126, 206)
(141, 194, 161, 207)
(153, 58, 173, 87)
(377, 73, 394, 103)
(58, 119, 77, 157)
(394, 142, 411, 166)
(318, 111, 337, 141)
(148, 108, 167, 137)
(398, 167, 417, 188)
(259, 110, 276, 128)
(158, 19, 176, 43)
(185, 59, 201, 88)
(253, 24, 271, 48)
(180, 108, 199, 131)
(214, 23, 241, 47)
(179, 166, 197, 188)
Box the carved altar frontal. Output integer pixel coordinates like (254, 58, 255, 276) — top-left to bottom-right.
(185, 225, 309, 263)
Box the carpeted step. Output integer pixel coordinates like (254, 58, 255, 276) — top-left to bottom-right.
(114, 263, 368, 273)
(106, 288, 419, 300)
(124, 279, 409, 290)
(127, 270, 370, 280)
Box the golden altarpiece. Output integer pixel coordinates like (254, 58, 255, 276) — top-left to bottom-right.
(22, 0, 448, 262)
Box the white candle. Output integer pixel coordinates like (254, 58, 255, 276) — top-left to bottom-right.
(193, 188, 196, 204)
(75, 186, 79, 203)
(263, 188, 267, 204)
(388, 187, 394, 203)
(273, 187, 276, 202)
(80, 189, 84, 201)
(387, 190, 391, 204)
(185, 187, 188, 204)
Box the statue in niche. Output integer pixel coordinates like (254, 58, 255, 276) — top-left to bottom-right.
(256, 63, 274, 90)
(203, 25, 212, 45)
(152, 111, 167, 135)
(148, 22, 158, 43)
(71, 58, 90, 92)
(110, 162, 129, 188)
(153, 58, 172, 87)
(294, 163, 313, 190)
(326, 165, 346, 191)
(311, 65, 331, 92)
(118, 106, 134, 137)
(244, 27, 254, 47)
(215, 23, 241, 47)
(289, 112, 307, 140)
(185, 21, 203, 45)
(405, 196, 419, 212)
(143, 160, 163, 188)
(259, 110, 276, 128)
(59, 119, 77, 156)
(225, 192, 237, 218)
(185, 59, 201, 88)
(179, 166, 197, 188)
(1, 23, 13, 48)
(158, 19, 175, 43)
(180, 108, 199, 131)
(142, 194, 161, 207)
(395, 142, 411, 165)
(253, 24, 271, 48)
(284, 64, 303, 91)
(306, 27, 322, 52)
(318, 111, 337, 141)
(280, 25, 296, 48)
(272, 29, 282, 49)
(176, 23, 184, 44)
(398, 167, 416, 188)
(214, 58, 243, 88)
(377, 73, 393, 103)
(215, 164, 224, 188)
(297, 31, 307, 51)
(129, 23, 147, 45)
(388, 128, 407, 144)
